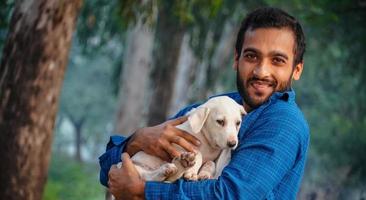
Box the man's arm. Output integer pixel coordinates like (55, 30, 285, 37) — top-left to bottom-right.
(99, 116, 201, 187)
(108, 153, 145, 200)
(99, 135, 129, 187)
(143, 107, 308, 199)
(105, 102, 308, 199)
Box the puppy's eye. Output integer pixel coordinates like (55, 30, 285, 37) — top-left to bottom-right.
(216, 119, 225, 126)
(236, 121, 241, 126)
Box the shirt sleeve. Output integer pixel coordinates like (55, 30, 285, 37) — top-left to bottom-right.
(99, 135, 130, 187)
(98, 104, 199, 187)
(145, 107, 304, 199)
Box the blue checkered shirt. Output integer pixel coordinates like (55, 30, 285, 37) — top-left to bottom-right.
(99, 90, 309, 199)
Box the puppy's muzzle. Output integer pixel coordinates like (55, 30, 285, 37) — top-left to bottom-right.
(227, 140, 237, 148)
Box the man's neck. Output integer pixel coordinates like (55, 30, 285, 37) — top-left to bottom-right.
(243, 102, 252, 113)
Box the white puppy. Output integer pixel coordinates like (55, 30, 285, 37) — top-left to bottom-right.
(119, 96, 246, 182)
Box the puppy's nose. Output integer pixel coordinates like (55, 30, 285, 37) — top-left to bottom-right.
(227, 141, 237, 148)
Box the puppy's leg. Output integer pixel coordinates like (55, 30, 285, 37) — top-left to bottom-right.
(135, 163, 178, 182)
(183, 152, 203, 181)
(198, 161, 215, 180)
(165, 151, 197, 182)
(177, 151, 196, 168)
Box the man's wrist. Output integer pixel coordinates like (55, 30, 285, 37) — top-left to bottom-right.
(124, 129, 142, 156)
(136, 180, 146, 199)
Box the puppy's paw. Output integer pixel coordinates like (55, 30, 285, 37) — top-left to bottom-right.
(198, 172, 213, 180)
(183, 171, 198, 181)
(198, 161, 215, 180)
(162, 163, 178, 177)
(179, 152, 196, 168)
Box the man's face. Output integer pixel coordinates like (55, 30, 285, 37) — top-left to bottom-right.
(234, 27, 303, 111)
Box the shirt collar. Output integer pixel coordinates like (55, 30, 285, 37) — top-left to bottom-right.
(211, 89, 295, 107)
(270, 88, 295, 102)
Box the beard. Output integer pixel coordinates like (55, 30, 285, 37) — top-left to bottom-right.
(236, 71, 292, 110)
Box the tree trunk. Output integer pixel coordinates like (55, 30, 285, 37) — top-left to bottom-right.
(65, 111, 85, 162)
(74, 120, 83, 162)
(147, 4, 185, 126)
(209, 21, 237, 92)
(114, 21, 153, 136)
(73, 118, 85, 162)
(168, 33, 198, 116)
(0, 0, 83, 199)
(192, 21, 237, 100)
(192, 30, 214, 100)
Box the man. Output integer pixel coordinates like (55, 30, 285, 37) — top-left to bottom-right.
(99, 7, 309, 199)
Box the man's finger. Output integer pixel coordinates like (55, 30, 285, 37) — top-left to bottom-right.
(170, 135, 198, 154)
(163, 141, 181, 159)
(169, 116, 188, 126)
(121, 153, 136, 170)
(110, 164, 118, 170)
(157, 148, 172, 162)
(176, 129, 201, 146)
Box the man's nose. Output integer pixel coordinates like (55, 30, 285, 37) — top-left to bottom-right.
(253, 60, 271, 78)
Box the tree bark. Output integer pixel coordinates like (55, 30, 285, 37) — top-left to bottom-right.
(209, 21, 237, 91)
(192, 30, 214, 100)
(192, 21, 237, 100)
(74, 119, 84, 162)
(64, 109, 86, 162)
(147, 4, 185, 126)
(114, 21, 153, 136)
(71, 117, 85, 162)
(0, 0, 83, 199)
(168, 33, 197, 116)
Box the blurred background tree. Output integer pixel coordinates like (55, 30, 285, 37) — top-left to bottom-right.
(0, 0, 365, 199)
(0, 0, 83, 199)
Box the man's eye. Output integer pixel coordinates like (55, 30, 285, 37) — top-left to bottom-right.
(236, 121, 241, 126)
(273, 57, 285, 65)
(216, 119, 225, 126)
(244, 54, 257, 61)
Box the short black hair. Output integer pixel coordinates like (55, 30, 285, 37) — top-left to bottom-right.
(235, 7, 306, 66)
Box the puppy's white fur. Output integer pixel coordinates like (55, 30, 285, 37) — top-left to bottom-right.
(127, 96, 246, 182)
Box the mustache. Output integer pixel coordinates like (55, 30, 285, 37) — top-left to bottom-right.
(247, 76, 277, 87)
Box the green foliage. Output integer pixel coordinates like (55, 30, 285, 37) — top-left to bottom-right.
(43, 154, 104, 200)
(283, 0, 366, 190)
(0, 0, 14, 57)
(171, 0, 224, 25)
(76, 0, 123, 53)
(117, 0, 224, 28)
(118, 0, 157, 28)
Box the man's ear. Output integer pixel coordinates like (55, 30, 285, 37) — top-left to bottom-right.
(292, 61, 304, 80)
(233, 51, 239, 70)
(188, 107, 210, 134)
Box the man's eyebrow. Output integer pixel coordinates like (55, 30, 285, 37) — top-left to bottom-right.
(270, 51, 289, 60)
(242, 47, 260, 54)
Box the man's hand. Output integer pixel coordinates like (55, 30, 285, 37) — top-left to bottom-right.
(125, 116, 201, 162)
(108, 153, 145, 200)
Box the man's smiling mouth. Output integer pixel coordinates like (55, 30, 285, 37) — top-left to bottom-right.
(249, 79, 276, 93)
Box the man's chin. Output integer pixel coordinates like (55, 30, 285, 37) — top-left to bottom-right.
(247, 99, 266, 109)
(246, 93, 272, 108)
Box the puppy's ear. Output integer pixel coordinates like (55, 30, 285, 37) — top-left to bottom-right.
(239, 106, 247, 116)
(188, 106, 210, 133)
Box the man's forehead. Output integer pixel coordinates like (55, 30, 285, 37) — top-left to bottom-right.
(242, 27, 296, 57)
